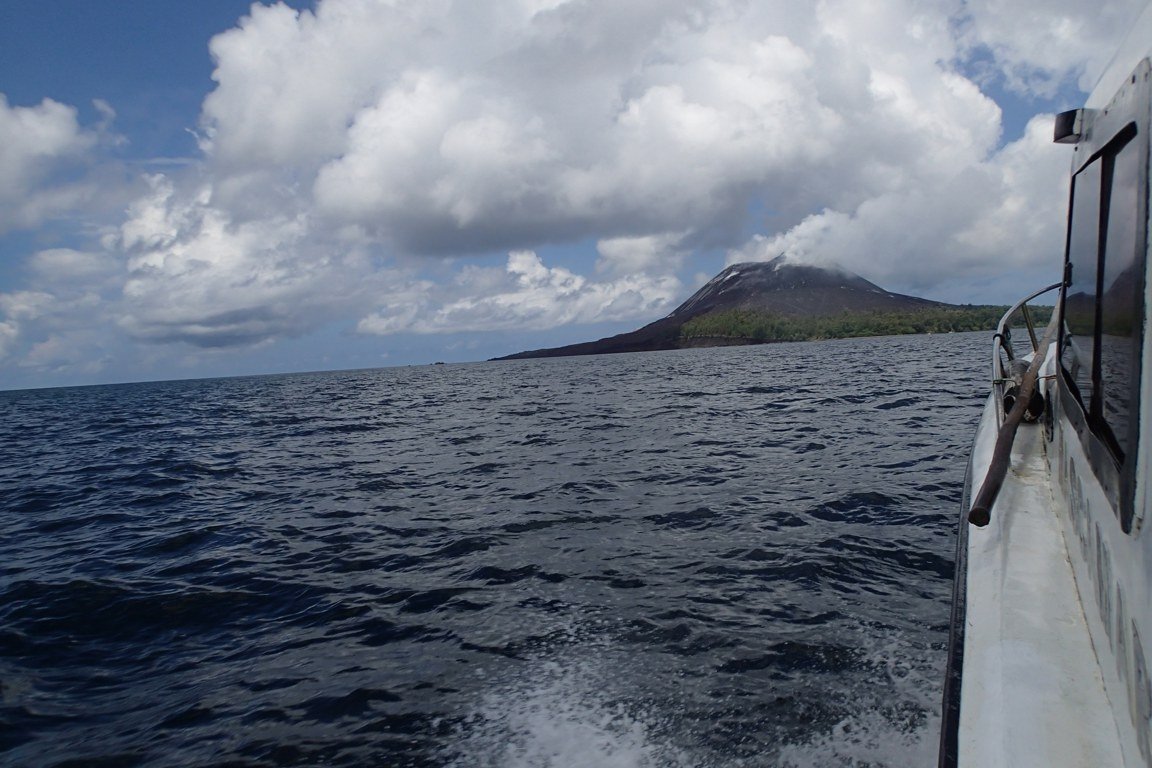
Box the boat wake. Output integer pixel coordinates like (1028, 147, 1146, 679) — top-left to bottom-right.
(777, 709, 940, 768)
(448, 654, 695, 768)
(447, 624, 940, 768)
(777, 628, 942, 768)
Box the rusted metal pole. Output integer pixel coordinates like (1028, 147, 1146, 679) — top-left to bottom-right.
(968, 320, 1058, 527)
(1021, 304, 1039, 351)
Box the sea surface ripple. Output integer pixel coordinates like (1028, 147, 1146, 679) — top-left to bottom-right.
(0, 333, 988, 767)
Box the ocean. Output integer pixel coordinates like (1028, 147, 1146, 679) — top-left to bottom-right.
(0, 331, 987, 768)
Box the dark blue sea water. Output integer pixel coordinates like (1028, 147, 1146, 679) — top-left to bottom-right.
(0, 332, 987, 768)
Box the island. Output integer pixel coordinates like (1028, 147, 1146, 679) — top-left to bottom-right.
(493, 256, 1015, 360)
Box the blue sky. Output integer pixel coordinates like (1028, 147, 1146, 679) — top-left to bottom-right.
(0, 0, 1143, 390)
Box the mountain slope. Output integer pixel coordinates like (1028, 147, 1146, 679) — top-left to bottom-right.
(671, 256, 942, 318)
(492, 256, 950, 360)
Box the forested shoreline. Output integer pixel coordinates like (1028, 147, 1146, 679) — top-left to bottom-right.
(678, 305, 1037, 345)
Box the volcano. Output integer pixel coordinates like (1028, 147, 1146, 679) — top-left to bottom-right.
(492, 256, 947, 360)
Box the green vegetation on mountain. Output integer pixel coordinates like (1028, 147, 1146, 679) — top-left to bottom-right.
(679, 305, 1026, 344)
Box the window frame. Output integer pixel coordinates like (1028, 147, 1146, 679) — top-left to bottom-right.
(1057, 79, 1149, 533)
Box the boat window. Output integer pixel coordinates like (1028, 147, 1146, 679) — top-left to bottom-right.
(1098, 134, 1141, 460)
(1062, 159, 1102, 409)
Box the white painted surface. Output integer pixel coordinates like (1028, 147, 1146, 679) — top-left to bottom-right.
(959, 398, 1127, 767)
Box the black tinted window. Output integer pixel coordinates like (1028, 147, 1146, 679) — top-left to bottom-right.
(1099, 135, 1142, 458)
(1062, 160, 1102, 407)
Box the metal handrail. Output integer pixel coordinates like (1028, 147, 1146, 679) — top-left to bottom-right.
(969, 282, 1063, 527)
(990, 282, 1063, 426)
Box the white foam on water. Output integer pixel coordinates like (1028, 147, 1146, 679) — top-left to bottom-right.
(448, 657, 697, 768)
(775, 625, 944, 768)
(776, 709, 940, 768)
(448, 623, 944, 768)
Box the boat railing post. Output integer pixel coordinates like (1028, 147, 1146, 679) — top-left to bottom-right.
(970, 282, 1063, 525)
(1021, 303, 1039, 351)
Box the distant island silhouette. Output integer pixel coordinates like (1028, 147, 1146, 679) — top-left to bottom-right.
(493, 255, 1009, 360)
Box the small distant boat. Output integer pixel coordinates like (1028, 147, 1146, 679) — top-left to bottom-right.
(939, 8, 1152, 767)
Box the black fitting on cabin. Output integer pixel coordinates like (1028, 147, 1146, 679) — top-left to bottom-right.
(1054, 109, 1084, 144)
(1002, 386, 1045, 423)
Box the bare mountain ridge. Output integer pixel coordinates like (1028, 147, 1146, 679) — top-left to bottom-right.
(492, 256, 947, 360)
(670, 256, 941, 318)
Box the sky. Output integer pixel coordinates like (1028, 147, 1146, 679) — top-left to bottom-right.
(0, 0, 1146, 390)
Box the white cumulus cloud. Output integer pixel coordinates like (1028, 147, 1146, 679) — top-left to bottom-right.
(596, 233, 690, 277)
(358, 251, 680, 335)
(200, 0, 1011, 258)
(958, 0, 1147, 95)
(729, 114, 1070, 297)
(115, 175, 381, 348)
(0, 95, 108, 233)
